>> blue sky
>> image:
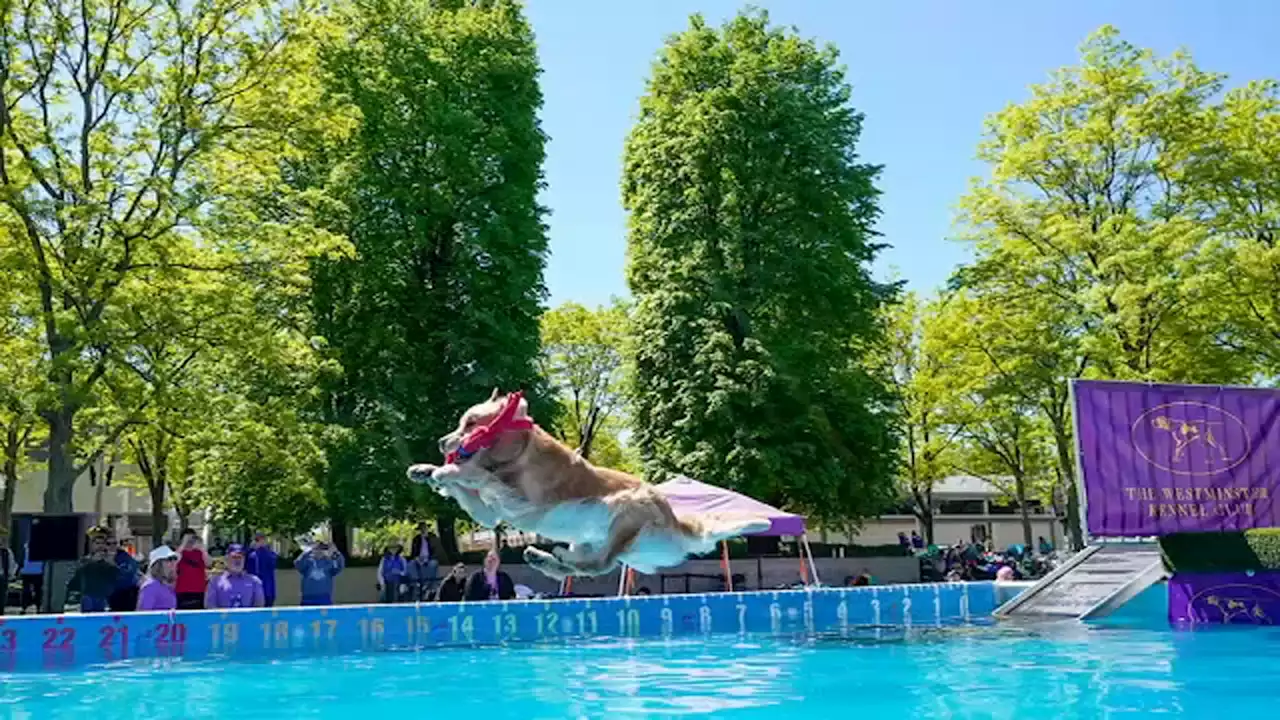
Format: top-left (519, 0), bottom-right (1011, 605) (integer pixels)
top-left (526, 0), bottom-right (1280, 309)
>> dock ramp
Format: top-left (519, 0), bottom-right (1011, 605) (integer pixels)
top-left (993, 543), bottom-right (1168, 620)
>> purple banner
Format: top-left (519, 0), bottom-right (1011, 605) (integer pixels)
top-left (1074, 380), bottom-right (1280, 536)
top-left (1169, 572), bottom-right (1280, 624)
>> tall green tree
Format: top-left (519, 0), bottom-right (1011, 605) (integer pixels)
top-left (1181, 80), bottom-right (1280, 372)
top-left (310, 0), bottom-right (552, 556)
top-left (876, 292), bottom-right (970, 544)
top-left (623, 10), bottom-right (898, 526)
top-left (958, 25), bottom-right (1244, 384)
top-left (929, 291), bottom-right (1059, 549)
top-left (949, 25), bottom-right (1275, 548)
top-left (0, 279), bottom-right (43, 530)
top-left (0, 0), bottom-right (337, 512)
top-left (539, 299), bottom-right (629, 462)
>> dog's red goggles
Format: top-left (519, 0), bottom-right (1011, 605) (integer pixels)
top-left (445, 390), bottom-right (535, 465)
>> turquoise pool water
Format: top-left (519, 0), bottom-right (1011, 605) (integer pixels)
top-left (2, 621), bottom-right (1276, 719)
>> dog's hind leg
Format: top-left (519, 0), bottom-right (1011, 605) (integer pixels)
top-left (524, 520), bottom-right (642, 581)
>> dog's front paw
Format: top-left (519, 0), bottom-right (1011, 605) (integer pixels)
top-left (407, 464), bottom-right (439, 485)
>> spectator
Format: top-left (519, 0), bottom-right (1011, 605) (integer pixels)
top-left (175, 529), bottom-right (211, 610)
top-left (464, 549), bottom-right (515, 602)
top-left (205, 544), bottom-right (265, 609)
top-left (19, 541), bottom-right (43, 614)
top-left (845, 568), bottom-right (873, 587)
top-left (996, 564), bottom-right (1016, 582)
top-left (409, 524), bottom-right (439, 582)
top-left (107, 537), bottom-right (140, 612)
top-left (0, 527), bottom-right (12, 615)
top-left (137, 546), bottom-right (180, 611)
top-left (910, 531), bottom-right (925, 550)
top-left (408, 523), bottom-right (439, 599)
top-left (435, 562), bottom-right (468, 602)
top-left (377, 543), bottom-right (407, 603)
top-left (1038, 536), bottom-right (1054, 556)
top-left (68, 529), bottom-right (117, 613)
top-left (295, 540), bottom-right (344, 606)
top-left (897, 532), bottom-right (911, 550)
top-left (245, 531), bottom-right (278, 607)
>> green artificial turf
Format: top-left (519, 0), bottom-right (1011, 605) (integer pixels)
top-left (1159, 528), bottom-right (1280, 572)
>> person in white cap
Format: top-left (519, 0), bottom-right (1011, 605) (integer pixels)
top-left (137, 546), bottom-right (180, 611)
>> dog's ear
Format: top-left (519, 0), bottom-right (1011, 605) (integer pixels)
top-left (514, 395), bottom-right (529, 419)
top-left (488, 387), bottom-right (500, 402)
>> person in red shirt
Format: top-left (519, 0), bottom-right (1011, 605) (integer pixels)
top-left (174, 528), bottom-right (210, 610)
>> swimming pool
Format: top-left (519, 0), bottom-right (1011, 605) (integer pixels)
top-left (5, 621), bottom-right (1279, 718)
top-left (2, 584), bottom-right (1275, 718)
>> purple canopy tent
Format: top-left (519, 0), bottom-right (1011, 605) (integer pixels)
top-left (614, 476), bottom-right (817, 594)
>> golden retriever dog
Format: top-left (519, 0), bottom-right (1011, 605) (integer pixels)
top-left (407, 390), bottom-right (770, 580)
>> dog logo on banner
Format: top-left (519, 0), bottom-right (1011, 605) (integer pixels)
top-left (1187, 584), bottom-right (1280, 625)
top-left (1131, 402), bottom-right (1252, 477)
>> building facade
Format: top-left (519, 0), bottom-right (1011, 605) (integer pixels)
top-left (823, 475), bottom-right (1065, 550)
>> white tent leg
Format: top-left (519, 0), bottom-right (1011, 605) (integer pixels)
top-left (801, 534), bottom-right (820, 586)
top-left (617, 564), bottom-right (628, 596)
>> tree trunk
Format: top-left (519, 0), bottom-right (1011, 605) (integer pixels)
top-left (43, 410), bottom-right (76, 513)
top-left (148, 482), bottom-right (168, 546)
top-left (1, 459), bottom-right (17, 533)
top-left (920, 508), bottom-right (935, 546)
top-left (436, 514), bottom-right (459, 562)
top-left (911, 485), bottom-right (935, 545)
top-left (1015, 471), bottom-right (1034, 550)
top-left (1052, 425), bottom-right (1085, 550)
top-left (330, 517), bottom-right (350, 558)
top-left (579, 405), bottom-right (600, 460)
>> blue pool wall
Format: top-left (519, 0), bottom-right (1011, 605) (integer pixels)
top-left (0, 582), bottom-right (998, 672)
top-left (1093, 581), bottom-right (1171, 629)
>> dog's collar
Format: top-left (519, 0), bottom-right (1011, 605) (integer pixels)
top-left (445, 390), bottom-right (536, 465)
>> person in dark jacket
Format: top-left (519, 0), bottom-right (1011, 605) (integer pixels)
top-left (68, 529), bottom-right (118, 613)
top-left (245, 532), bottom-right (279, 607)
top-left (435, 562), bottom-right (468, 602)
top-left (464, 549), bottom-right (515, 602)
top-left (106, 537), bottom-right (140, 612)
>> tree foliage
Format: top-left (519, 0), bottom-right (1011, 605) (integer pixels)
top-left (938, 26), bottom-right (1280, 549)
top-left (874, 292), bottom-right (969, 544)
top-left (0, 0), bottom-right (341, 512)
top-left (539, 299), bottom-right (629, 461)
top-left (305, 0), bottom-right (553, 553)
top-left (623, 10), bottom-right (899, 526)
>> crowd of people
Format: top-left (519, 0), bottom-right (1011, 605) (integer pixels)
top-left (1, 522), bottom-right (525, 614)
top-left (2, 521), bottom-right (1061, 616)
top-left (898, 531), bottom-right (1058, 583)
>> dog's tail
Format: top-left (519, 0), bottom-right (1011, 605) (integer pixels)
top-left (679, 513), bottom-right (772, 553)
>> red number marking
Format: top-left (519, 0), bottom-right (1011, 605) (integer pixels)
top-left (0, 629), bottom-right (15, 652)
top-left (98, 624), bottom-right (129, 659)
top-left (156, 623), bottom-right (187, 646)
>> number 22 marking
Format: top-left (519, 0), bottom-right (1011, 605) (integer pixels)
top-left (42, 628), bottom-right (74, 650)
